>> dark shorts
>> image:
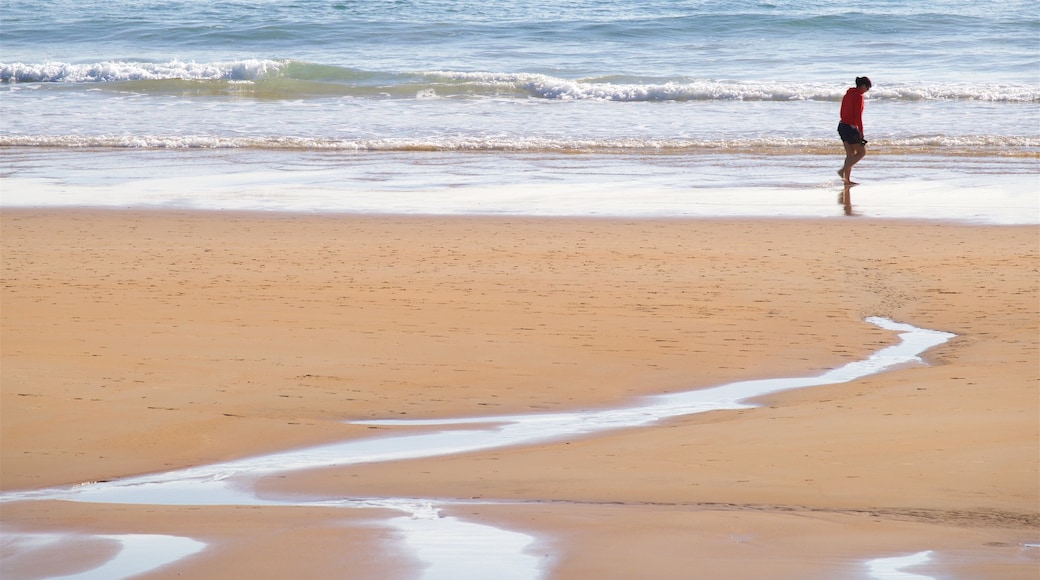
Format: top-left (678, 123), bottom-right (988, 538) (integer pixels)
top-left (837, 122), bottom-right (864, 144)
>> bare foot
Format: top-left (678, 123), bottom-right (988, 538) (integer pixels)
top-left (844, 180), bottom-right (859, 186)
top-left (837, 168), bottom-right (844, 178)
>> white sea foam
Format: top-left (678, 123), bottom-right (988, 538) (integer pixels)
top-left (2, 133), bottom-right (1037, 154)
top-left (3, 62), bottom-right (1037, 103)
top-left (427, 72), bottom-right (1040, 102)
top-left (0, 59), bottom-right (284, 83)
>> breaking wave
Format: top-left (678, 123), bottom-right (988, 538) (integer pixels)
top-left (3, 60), bottom-right (1038, 103)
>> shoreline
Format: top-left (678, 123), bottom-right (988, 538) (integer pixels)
top-left (2, 209), bottom-right (1036, 577)
top-left (2, 148), bottom-right (1037, 225)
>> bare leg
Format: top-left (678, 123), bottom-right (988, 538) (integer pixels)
top-left (839, 141), bottom-right (866, 185)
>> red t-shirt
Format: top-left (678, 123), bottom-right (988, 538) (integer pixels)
top-left (840, 88), bottom-right (864, 136)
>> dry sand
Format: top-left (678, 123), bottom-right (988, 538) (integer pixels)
top-left (1, 210), bottom-right (1037, 578)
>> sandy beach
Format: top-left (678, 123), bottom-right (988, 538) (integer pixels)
top-left (1, 210), bottom-right (1037, 578)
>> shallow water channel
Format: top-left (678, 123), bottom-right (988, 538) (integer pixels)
top-left (2, 317), bottom-right (955, 579)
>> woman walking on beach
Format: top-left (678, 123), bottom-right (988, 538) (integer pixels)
top-left (837, 76), bottom-right (872, 185)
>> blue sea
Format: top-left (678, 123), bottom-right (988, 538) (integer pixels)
top-left (2, 0), bottom-right (1038, 221)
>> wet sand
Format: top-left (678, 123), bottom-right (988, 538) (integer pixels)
top-left (1, 210), bottom-right (1037, 577)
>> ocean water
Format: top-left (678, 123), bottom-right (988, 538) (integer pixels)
top-left (1, 0), bottom-right (1038, 221)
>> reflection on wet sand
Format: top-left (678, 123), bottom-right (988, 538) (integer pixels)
top-left (840, 183), bottom-right (857, 216)
top-left (1, 533), bottom-right (206, 580)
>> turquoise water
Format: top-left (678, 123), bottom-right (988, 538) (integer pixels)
top-left (1, 0), bottom-right (1038, 218)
